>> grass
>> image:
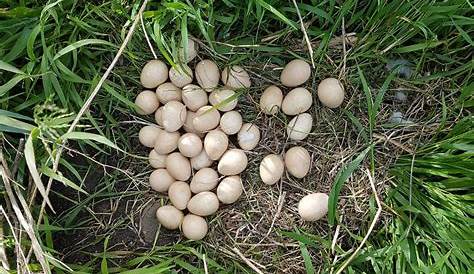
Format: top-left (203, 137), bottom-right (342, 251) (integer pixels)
top-left (0, 0), bottom-right (473, 273)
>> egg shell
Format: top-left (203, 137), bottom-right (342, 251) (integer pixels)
top-left (156, 205), bottom-right (183, 230)
top-left (219, 111), bottom-right (243, 135)
top-left (237, 123), bottom-right (260, 150)
top-left (209, 89), bottom-right (237, 111)
top-left (218, 149), bottom-right (248, 175)
top-left (166, 152), bottom-right (191, 181)
top-left (282, 87), bottom-right (312, 115)
top-left (154, 130), bottom-right (180, 154)
top-left (156, 82), bottom-right (182, 104)
top-left (280, 59), bottom-right (311, 87)
top-left (217, 176), bottom-right (243, 204)
top-left (181, 214), bottom-right (208, 240)
top-left (161, 101), bottom-right (186, 132)
top-left (260, 85), bottom-right (283, 115)
top-left (154, 107), bottom-right (164, 126)
top-left (221, 66), bottom-right (251, 89)
top-left (148, 150), bottom-right (167, 168)
top-left (195, 60), bottom-right (219, 92)
top-left (317, 78), bottom-right (345, 108)
top-left (140, 60), bottom-right (168, 89)
top-left (285, 146), bottom-right (310, 178)
top-left (287, 113), bottom-right (312, 141)
top-left (168, 181), bottom-right (191, 210)
top-left (190, 150), bottom-right (214, 170)
top-left (259, 154), bottom-right (284, 185)
top-left (135, 90), bottom-right (159, 115)
top-left (187, 191), bottom-right (219, 216)
top-left (204, 129), bottom-right (228, 160)
top-left (178, 38), bottom-right (197, 63)
top-left (183, 111), bottom-right (204, 136)
top-left (139, 125), bottom-right (161, 148)
top-left (190, 168), bottom-right (219, 193)
top-left (149, 169), bottom-right (174, 192)
top-left (169, 65), bottom-right (193, 88)
top-left (298, 193), bottom-right (329, 221)
top-left (182, 84), bottom-right (208, 111)
top-left (193, 106), bottom-right (221, 133)
top-left (178, 133), bottom-right (203, 158)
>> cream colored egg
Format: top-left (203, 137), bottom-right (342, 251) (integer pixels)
top-left (135, 90), bottom-right (159, 115)
top-left (182, 84), bottom-right (208, 111)
top-left (156, 82), bottom-right (181, 104)
top-left (178, 133), bottom-right (202, 158)
top-left (219, 111), bottom-right (243, 135)
top-left (285, 146), bottom-right (310, 178)
top-left (154, 107), bottom-right (163, 126)
top-left (190, 168), bottom-right (219, 193)
top-left (140, 60), bottom-right (168, 89)
top-left (166, 152), bottom-right (191, 181)
top-left (287, 113), bottom-right (312, 141)
top-left (209, 89), bottom-right (237, 111)
top-left (139, 125), bottom-right (161, 148)
top-left (282, 87), bottom-right (312, 115)
top-left (178, 38), bottom-right (198, 63)
top-left (156, 205), bottom-right (183, 230)
top-left (181, 214), bottom-right (207, 240)
top-left (204, 129), bottom-right (228, 160)
top-left (260, 85), bottom-right (283, 115)
top-left (298, 193), bottom-right (329, 221)
top-left (193, 106), bottom-right (221, 133)
top-left (190, 150), bottom-right (214, 170)
top-left (148, 149), bottom-right (166, 168)
top-left (217, 149), bottom-right (248, 175)
top-left (154, 130), bottom-right (180, 154)
top-left (317, 78), bottom-right (345, 108)
top-left (280, 59), bottom-right (311, 87)
top-left (183, 111), bottom-right (204, 136)
top-left (217, 176), bottom-right (243, 204)
top-left (149, 169), bottom-right (174, 192)
top-left (237, 123), bottom-right (260, 150)
top-left (187, 191), bottom-right (219, 216)
top-left (168, 181), bottom-right (191, 210)
top-left (195, 60), bottom-right (219, 92)
top-left (169, 65), bottom-right (193, 87)
top-left (221, 66), bottom-right (251, 89)
top-left (259, 154), bottom-right (284, 185)
top-left (161, 101), bottom-right (186, 132)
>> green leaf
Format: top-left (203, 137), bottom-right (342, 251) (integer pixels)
top-left (297, 230), bottom-right (315, 274)
top-left (0, 60), bottom-right (26, 74)
top-left (0, 115), bottom-right (34, 132)
top-left (53, 39), bottom-right (115, 61)
top-left (61, 131), bottom-right (121, 151)
top-left (254, 0), bottom-right (298, 29)
top-left (393, 40), bottom-right (444, 53)
top-left (0, 74), bottom-right (31, 96)
top-left (40, 166), bottom-right (87, 194)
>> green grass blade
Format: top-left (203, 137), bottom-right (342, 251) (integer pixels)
top-left (53, 39), bottom-right (115, 61)
top-left (61, 131), bottom-right (121, 151)
top-left (0, 60), bottom-right (26, 74)
top-left (0, 115), bottom-right (35, 132)
top-left (254, 0), bottom-right (297, 29)
top-left (40, 166), bottom-right (87, 194)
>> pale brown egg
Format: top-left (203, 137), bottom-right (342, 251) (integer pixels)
top-left (216, 176), bottom-right (243, 204)
top-left (135, 90), bottom-right (159, 115)
top-left (156, 82), bottom-right (181, 104)
top-left (182, 84), bottom-right (208, 111)
top-left (187, 191), bottom-right (219, 216)
top-left (169, 65), bottom-right (193, 87)
top-left (149, 169), bottom-right (174, 192)
top-left (195, 60), bottom-right (219, 92)
top-left (221, 66), bottom-right (251, 89)
top-left (259, 154), bottom-right (284, 185)
top-left (204, 129), bottom-right (228, 160)
top-left (183, 111), bottom-right (204, 136)
top-left (193, 106), bottom-right (220, 133)
top-left (217, 149), bottom-right (248, 175)
top-left (280, 59), bottom-right (311, 87)
top-left (237, 123), bottom-right (260, 150)
top-left (154, 130), bottom-right (180, 154)
top-left (190, 168), bottom-right (219, 193)
top-left (154, 107), bottom-right (164, 126)
top-left (139, 125), bottom-right (161, 148)
top-left (178, 133), bottom-right (203, 158)
top-left (281, 87), bottom-right (312, 115)
top-left (140, 60), bottom-right (168, 89)
top-left (156, 205), bottom-right (183, 230)
top-left (178, 38), bottom-right (197, 63)
top-left (260, 85), bottom-right (283, 115)
top-left (287, 113), bottom-right (312, 141)
top-left (284, 146), bottom-right (310, 178)
top-left (209, 89), bottom-right (237, 111)
top-left (148, 149), bottom-right (166, 169)
top-left (298, 193), bottom-right (329, 221)
top-left (168, 181), bottom-right (191, 210)
top-left (219, 111), bottom-right (243, 135)
top-left (161, 101), bottom-right (187, 132)
top-left (317, 78), bottom-right (345, 108)
top-left (190, 150), bottom-right (214, 170)
top-left (166, 152), bottom-right (191, 181)
top-left (181, 214), bottom-right (208, 240)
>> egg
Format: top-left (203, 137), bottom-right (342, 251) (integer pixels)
top-left (285, 146), bottom-right (310, 178)
top-left (281, 87), bottom-right (312, 115)
top-left (154, 107), bottom-right (163, 126)
top-left (287, 113), bottom-right (312, 140)
top-left (195, 60), bottom-right (219, 92)
top-left (204, 129), bottom-right (228, 160)
top-left (156, 82), bottom-right (182, 104)
top-left (169, 65), bottom-right (193, 87)
top-left (221, 66), bottom-right (251, 89)
top-left (218, 149), bottom-right (248, 175)
top-left (237, 123), bottom-right (260, 150)
top-left (259, 154), bottom-right (284, 185)
top-left (140, 60), bottom-right (168, 88)
top-left (209, 89), bottom-right (237, 111)
top-left (155, 205), bottom-right (183, 230)
top-left (181, 214), bottom-right (208, 240)
top-left (220, 111), bottom-right (243, 135)
top-left (193, 106), bottom-right (221, 133)
top-left (178, 133), bottom-right (203, 157)
top-left (187, 191), bottom-right (219, 216)
top-left (217, 176), bottom-right (243, 204)
top-left (260, 85), bottom-right (283, 115)
top-left (154, 130), bottom-right (180, 154)
top-left (298, 193), bottom-right (329, 221)
top-left (135, 90), bottom-right (159, 115)
top-left (178, 38), bottom-right (198, 63)
top-left (183, 111), bottom-right (204, 136)
top-left (182, 84), bottom-right (208, 111)
top-left (149, 169), bottom-right (174, 192)
top-left (161, 101), bottom-right (186, 132)
top-left (168, 181), bottom-right (191, 210)
top-left (190, 168), bottom-right (219, 193)
top-left (166, 152), bottom-right (191, 181)
top-left (190, 150), bottom-right (214, 170)
top-left (139, 125), bottom-right (161, 148)
top-left (148, 149), bottom-right (166, 168)
top-left (280, 59), bottom-right (311, 87)
top-left (317, 78), bottom-right (345, 108)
